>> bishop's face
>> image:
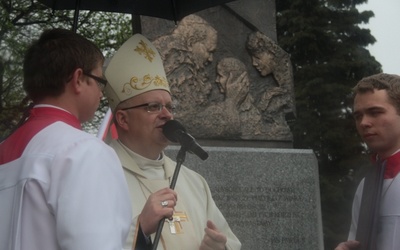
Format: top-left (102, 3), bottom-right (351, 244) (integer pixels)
top-left (117, 90), bottom-right (173, 159)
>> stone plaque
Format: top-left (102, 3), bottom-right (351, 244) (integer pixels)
top-left (165, 146), bottom-right (324, 250)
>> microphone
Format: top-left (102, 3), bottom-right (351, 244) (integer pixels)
top-left (162, 120), bottom-right (209, 160)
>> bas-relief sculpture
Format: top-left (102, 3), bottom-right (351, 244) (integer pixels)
top-left (246, 31), bottom-right (296, 139)
top-left (153, 15), bottom-right (216, 111)
top-left (152, 14), bottom-right (295, 142)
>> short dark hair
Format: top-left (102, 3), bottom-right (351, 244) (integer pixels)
top-left (353, 73), bottom-right (400, 113)
top-left (23, 28), bottom-right (104, 102)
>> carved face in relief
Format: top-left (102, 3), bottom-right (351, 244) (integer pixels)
top-left (246, 31), bottom-right (278, 77)
top-left (190, 30), bottom-right (217, 70)
top-left (251, 51), bottom-right (274, 76)
top-left (216, 63), bottom-right (228, 94)
top-left (171, 15), bottom-right (218, 71)
top-left (216, 57), bottom-right (249, 103)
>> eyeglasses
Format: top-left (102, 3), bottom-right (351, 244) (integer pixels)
top-left (84, 72), bottom-right (108, 91)
top-left (121, 102), bottom-right (176, 114)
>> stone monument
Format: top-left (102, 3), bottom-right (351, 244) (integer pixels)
top-left (141, 0), bottom-right (324, 249)
top-left (165, 146), bottom-right (324, 250)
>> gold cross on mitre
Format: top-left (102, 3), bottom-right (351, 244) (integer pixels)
top-left (165, 211), bottom-right (188, 234)
top-left (134, 40), bottom-right (156, 62)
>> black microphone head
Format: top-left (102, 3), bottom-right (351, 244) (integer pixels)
top-left (162, 120), bottom-right (186, 143)
top-left (163, 120), bottom-right (209, 160)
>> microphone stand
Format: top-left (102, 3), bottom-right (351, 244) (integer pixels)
top-left (151, 147), bottom-right (187, 250)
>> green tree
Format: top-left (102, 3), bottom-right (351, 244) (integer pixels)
top-left (276, 0), bottom-right (381, 248)
top-left (0, 0), bottom-right (133, 139)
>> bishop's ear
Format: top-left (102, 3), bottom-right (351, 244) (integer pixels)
top-left (114, 110), bottom-right (130, 131)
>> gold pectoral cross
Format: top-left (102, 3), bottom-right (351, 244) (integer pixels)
top-left (165, 211), bottom-right (188, 234)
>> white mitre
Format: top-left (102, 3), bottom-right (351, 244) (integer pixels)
top-left (104, 33), bottom-right (170, 111)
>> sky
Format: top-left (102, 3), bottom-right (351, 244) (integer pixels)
top-left (357, 0), bottom-right (400, 75)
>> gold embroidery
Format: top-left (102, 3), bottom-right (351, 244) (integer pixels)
top-left (134, 40), bottom-right (156, 62)
top-left (121, 74), bottom-right (169, 95)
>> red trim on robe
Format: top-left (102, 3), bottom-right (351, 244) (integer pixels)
top-left (0, 107), bottom-right (81, 164)
top-left (371, 151), bottom-right (400, 179)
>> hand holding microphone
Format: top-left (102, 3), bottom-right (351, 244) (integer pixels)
top-left (152, 120), bottom-right (208, 250)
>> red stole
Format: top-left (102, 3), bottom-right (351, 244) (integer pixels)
top-left (0, 107), bottom-right (81, 164)
top-left (372, 151), bottom-right (400, 179)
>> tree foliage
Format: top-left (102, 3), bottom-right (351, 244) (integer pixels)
top-left (276, 0), bottom-right (381, 248)
top-left (0, 0), bottom-right (133, 139)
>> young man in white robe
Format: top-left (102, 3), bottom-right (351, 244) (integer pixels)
top-left (0, 28), bottom-right (132, 250)
top-left (335, 73), bottom-right (400, 250)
